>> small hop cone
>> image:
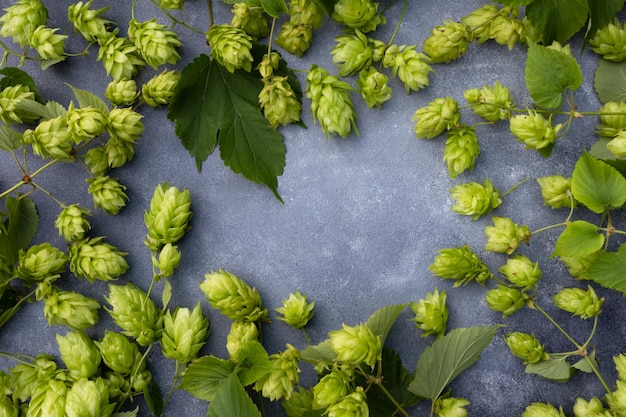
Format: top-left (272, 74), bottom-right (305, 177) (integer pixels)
top-left (276, 291), bottom-right (315, 329)
top-left (104, 79), bottom-right (139, 106)
top-left (106, 107), bottom-right (144, 143)
top-left (151, 243), bottom-right (181, 278)
top-left (29, 25), bottom-right (66, 61)
top-left (161, 303), bottom-right (210, 364)
top-left (97, 33), bottom-right (146, 81)
top-left (64, 378), bottom-right (116, 417)
top-left (10, 354), bottom-right (57, 402)
top-left (83, 146), bottom-right (109, 176)
top-left (200, 269), bottom-right (268, 322)
top-left (44, 288), bottom-right (100, 329)
top-left (616, 355), bottom-right (626, 382)
top-left (207, 24), bottom-right (253, 73)
top-left (16, 242), bottom-right (67, 282)
top-left (131, 370), bottom-right (152, 393)
top-left (258, 76), bottom-right (302, 127)
top-left (560, 251), bottom-right (601, 278)
top-left (66, 102), bottom-right (108, 144)
top-left (449, 178), bottom-right (502, 220)
top-left (434, 397), bottom-right (470, 417)
top-left (56, 330), bottom-right (102, 379)
top-left (422, 20), bottom-right (472, 63)
top-left (461, 4), bottom-right (500, 44)
top-left (0, 84), bottom-right (36, 125)
top-left (95, 330), bottom-right (143, 375)
top-left (0, 0), bottom-right (48, 47)
top-left (312, 365), bottom-right (353, 409)
top-left (410, 288), bottom-right (448, 337)
top-left (329, 323), bottom-right (381, 368)
top-left (553, 286), bottom-right (604, 319)
top-left (383, 45), bottom-right (433, 93)
top-left (105, 283), bottom-right (163, 346)
top-left (257, 51), bottom-right (280, 79)
top-left (275, 22), bottom-right (313, 57)
top-left (608, 380), bottom-right (626, 415)
top-left (331, 30), bottom-right (373, 77)
top-left (522, 403), bottom-right (566, 417)
top-left (67, 0), bottom-right (112, 43)
top-left (290, 0), bottom-right (324, 28)
top-left (28, 378), bottom-right (67, 417)
top-left (490, 10), bottom-right (527, 49)
top-left (484, 216), bottom-right (531, 254)
top-left (142, 69), bottom-right (180, 107)
top-left (22, 115), bottom-right (73, 160)
top-left (504, 332), bottom-right (548, 364)
top-left (226, 321), bottom-right (259, 361)
top-left (537, 175), bottom-right (575, 209)
top-left (305, 65), bottom-right (358, 138)
top-left (589, 19), bottom-right (626, 62)
top-left (597, 101), bottom-right (626, 137)
top-left (128, 18), bottom-right (181, 69)
top-left (68, 236), bottom-right (129, 283)
top-left (86, 176), bottom-right (127, 215)
top-left (463, 81), bottom-right (515, 122)
top-left (332, 0), bottom-right (385, 33)
top-left (283, 388), bottom-right (316, 417)
top-left (510, 111), bottom-right (562, 150)
top-left (499, 255), bottom-right (542, 291)
top-left (159, 0), bottom-right (184, 10)
top-left (144, 182), bottom-right (192, 251)
top-left (254, 344), bottom-right (301, 401)
top-left (485, 285), bottom-right (526, 317)
top-left (412, 97), bottom-right (460, 139)
top-left (429, 245), bottom-right (493, 286)
top-left (357, 66), bottom-right (392, 109)
top-left (444, 124), bottom-right (479, 178)
top-left (102, 372), bottom-right (128, 400)
top-left (326, 386), bottom-right (369, 417)
top-left (607, 130), bottom-right (626, 157)
top-left (55, 204), bottom-right (91, 242)
top-left (104, 135), bottom-right (135, 169)
top-left (230, 3), bottom-right (270, 38)
top-left (573, 397), bottom-right (607, 417)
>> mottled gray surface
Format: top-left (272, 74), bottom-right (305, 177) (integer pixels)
top-left (0, 0), bottom-right (623, 416)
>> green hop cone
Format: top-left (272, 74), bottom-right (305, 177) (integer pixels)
top-left (429, 245), bottom-right (493, 286)
top-left (461, 4), bottom-right (500, 44)
top-left (29, 25), bottom-right (66, 61)
top-left (510, 111), bottom-right (562, 150)
top-left (230, 3), bottom-right (270, 38)
top-left (553, 286), bottom-right (604, 319)
top-left (607, 130), bottom-right (626, 158)
top-left (423, 20), bottom-right (472, 64)
top-left (329, 322), bottom-right (381, 368)
top-left (410, 288), bottom-right (448, 337)
top-left (326, 386), bottom-right (369, 417)
top-left (106, 282), bottom-right (163, 346)
top-left (161, 303), bottom-right (209, 364)
top-left (537, 175), bottom-right (575, 209)
top-left (207, 24), bottom-right (253, 73)
top-left (589, 19), bottom-right (626, 62)
top-left (226, 321), bottom-right (259, 361)
top-left (332, 0), bottom-right (385, 33)
top-left (522, 402), bottom-right (566, 417)
top-left (86, 176), bottom-right (127, 215)
top-left (159, 0), bottom-right (183, 10)
top-left (0, 395), bottom-right (18, 417)
top-left (383, 45), bottom-right (433, 93)
top-left (560, 251), bottom-right (601, 279)
top-left (64, 377), bottom-right (115, 417)
top-left (130, 369), bottom-right (152, 393)
top-left (200, 269), bottom-right (268, 322)
top-left (504, 332), bottom-right (548, 364)
top-left (444, 124), bottom-right (480, 178)
top-left (152, 243), bottom-right (181, 278)
top-left (331, 30), bottom-right (373, 77)
top-left (128, 18), bottom-right (181, 69)
top-left (312, 365), bottom-right (353, 409)
top-left (485, 285), bottom-right (526, 317)
top-left (104, 136), bottom-right (134, 169)
top-left (104, 79), bottom-right (138, 106)
top-left (16, 242), bottom-right (67, 282)
top-left (275, 22), bottom-right (313, 58)
top-left (499, 255), bottom-right (541, 291)
top-left (55, 204), bottom-right (91, 242)
top-left (97, 33), bottom-right (145, 81)
top-left (490, 9), bottom-right (527, 50)
top-left (290, 0), bottom-right (324, 28)
top-left (0, 0), bottom-right (48, 47)
top-left (22, 115), bottom-right (73, 160)
top-left (66, 102), bottom-right (108, 144)
top-left (276, 291), bottom-right (315, 329)
top-left (144, 182), bottom-right (192, 251)
top-left (305, 64), bottom-right (358, 138)
top-left (106, 106), bottom-right (143, 143)
top-left (450, 178), bottom-right (502, 220)
top-left (69, 236), bottom-right (128, 283)
top-left (573, 397), bottom-right (608, 417)
top-left (10, 354), bottom-right (57, 402)
top-left (44, 288), bottom-right (100, 329)
top-left (0, 83), bottom-right (36, 125)
top-left (142, 69), bottom-right (180, 107)
top-left (254, 344), bottom-right (301, 401)
top-left (412, 97), bottom-right (460, 139)
top-left (258, 75), bottom-right (302, 127)
top-left (608, 380), bottom-right (626, 415)
top-left (28, 378), bottom-right (67, 417)
top-left (484, 216), bottom-right (531, 254)
top-left (56, 330), bottom-right (102, 379)
top-left (257, 51), bottom-right (280, 79)
top-left (434, 397), bottom-right (470, 417)
top-left (616, 354), bottom-right (626, 382)
top-left (95, 330), bottom-right (143, 375)
top-left (357, 66), bottom-right (392, 109)
top-left (463, 81), bottom-right (515, 122)
top-left (83, 146), bottom-right (109, 176)
top-left (102, 371), bottom-right (128, 400)
top-left (283, 388), bottom-right (316, 417)
top-left (67, 0), bottom-right (112, 43)
top-left (597, 101), bottom-right (626, 137)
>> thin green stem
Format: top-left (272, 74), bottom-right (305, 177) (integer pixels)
top-left (208, 0), bottom-right (214, 28)
top-left (532, 302), bottom-right (581, 348)
top-left (530, 222), bottom-right (567, 236)
top-left (301, 327), bottom-right (311, 345)
top-left (501, 177), bottom-right (530, 197)
top-left (148, 0), bottom-right (206, 34)
top-left (163, 361), bottom-right (180, 409)
top-left (30, 181), bottom-right (66, 208)
top-left (582, 315), bottom-right (599, 349)
top-left (267, 18), bottom-right (276, 56)
top-left (376, 382), bottom-right (411, 417)
top-left (387, 0), bottom-right (408, 46)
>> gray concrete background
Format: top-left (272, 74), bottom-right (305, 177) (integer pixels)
top-left (0, 0), bottom-right (624, 416)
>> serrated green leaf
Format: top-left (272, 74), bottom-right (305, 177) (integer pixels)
top-left (572, 350), bottom-right (597, 373)
top-left (594, 59), bottom-right (626, 104)
top-left (408, 325), bottom-right (499, 401)
top-left (571, 152), bottom-right (626, 213)
top-left (168, 54), bottom-right (286, 201)
top-left (364, 304), bottom-right (407, 347)
top-left (112, 407), bottom-right (139, 417)
top-left (0, 67), bottom-right (42, 102)
top-left (40, 58), bottom-right (64, 71)
top-left (525, 354), bottom-right (573, 382)
top-left (525, 43), bottom-right (583, 109)
top-left (0, 196), bottom-right (39, 266)
top-left (526, 0), bottom-right (589, 44)
top-left (66, 83), bottom-right (109, 113)
top-left (581, 244), bottom-right (626, 293)
top-left (235, 340), bottom-right (272, 387)
top-left (585, 0), bottom-right (625, 48)
top-left (261, 0), bottom-right (287, 17)
top-left (0, 124), bottom-right (22, 151)
top-left (16, 99), bottom-right (66, 121)
top-left (179, 356), bottom-right (235, 401)
top-left (552, 220), bottom-right (604, 258)
top-left (590, 138), bottom-right (626, 175)
top-left (206, 373), bottom-right (261, 417)
top-left (301, 339), bottom-right (337, 364)
top-left (143, 383), bottom-right (164, 417)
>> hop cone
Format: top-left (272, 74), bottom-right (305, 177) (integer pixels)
top-left (331, 30), bottom-right (373, 77)
top-left (161, 303), bottom-right (210, 364)
top-left (207, 24), bottom-right (253, 73)
top-left (68, 236), bottom-right (128, 283)
top-left (383, 45), bottom-right (433, 93)
top-left (144, 182), bottom-right (192, 251)
top-left (44, 288), bottom-right (100, 329)
top-left (0, 0), bottom-right (48, 47)
top-left (159, 0), bottom-right (184, 10)
top-left (522, 403), bottom-right (565, 417)
top-left (357, 66), bottom-right (392, 109)
top-left (67, 0), bottom-right (112, 43)
top-left (200, 269), bottom-right (268, 322)
top-left (312, 365), bottom-right (353, 409)
top-left (66, 102), bottom-right (108, 144)
top-left (597, 101), bottom-right (626, 137)
top-left (56, 330), bottom-right (101, 379)
top-left (55, 204), bottom-right (91, 242)
top-left (484, 216), bottom-right (531, 254)
top-left (86, 176), bottom-right (127, 215)
top-left (410, 288), bottom-right (448, 337)
top-left (10, 354), bottom-right (57, 402)
top-left (226, 321), bottom-right (259, 361)
top-left (422, 20), bottom-right (472, 63)
top-left (490, 9), bottom-right (527, 49)
top-left (142, 69), bottom-right (180, 107)
top-left (499, 255), bottom-right (541, 291)
top-left (128, 18), bottom-right (181, 69)
top-left (412, 97), bottom-right (460, 139)
top-left (95, 330), bottom-right (143, 375)
top-left (290, 0), bottom-right (324, 28)
top-left (258, 76), bottom-right (302, 127)
top-left (553, 286), bottom-right (603, 319)
top-left (485, 286), bottom-right (526, 317)
top-left (463, 81), bottom-right (515, 122)
top-left (505, 332), bottom-right (548, 364)
top-left (461, 4), bottom-right (500, 44)
top-left (230, 3), bottom-right (270, 38)
top-left (151, 243), bottom-right (181, 278)
top-left (510, 111), bottom-right (562, 150)
top-left (28, 378), bottom-right (67, 417)
top-left (22, 115), bottom-right (73, 160)
top-left (275, 291), bottom-right (315, 329)
top-left (29, 25), bottom-right (66, 61)
top-left (16, 242), bottom-right (67, 282)
top-left (332, 0), bottom-right (385, 33)
top-left (275, 22), bottom-right (313, 57)
top-left (254, 344), bottom-right (301, 401)
top-left (106, 106), bottom-right (143, 143)
top-left (326, 387), bottom-right (369, 417)
top-left (83, 146), bottom-right (109, 176)
top-left (435, 397), bottom-right (470, 417)
top-left (64, 378), bottom-right (115, 417)
top-left (590, 19), bottom-right (626, 62)
top-left (444, 124), bottom-right (479, 178)
top-left (104, 79), bottom-right (138, 107)
top-left (429, 245), bottom-right (493, 286)
top-left (0, 84), bottom-right (36, 125)
top-left (97, 33), bottom-right (146, 81)
top-left (329, 323), bottom-right (381, 367)
top-left (607, 131), bottom-right (626, 157)
top-left (449, 178), bottom-right (502, 220)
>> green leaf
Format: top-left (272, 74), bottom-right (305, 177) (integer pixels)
top-left (112, 408), bottom-right (139, 417)
top-left (206, 373), bottom-right (262, 417)
top-left (525, 354), bottom-right (573, 382)
top-left (526, 0), bottom-right (589, 44)
top-left (260, 0), bottom-right (287, 17)
top-left (365, 304), bottom-right (407, 346)
top-left (0, 196), bottom-right (39, 265)
top-left (301, 339), bottom-right (337, 364)
top-left (585, 0), bottom-right (625, 47)
top-left (179, 356), bottom-right (235, 401)
top-left (594, 59), bottom-right (626, 104)
top-left (571, 152), bottom-right (626, 213)
top-left (235, 341), bottom-right (272, 387)
top-left (313, 0), bottom-right (337, 15)
top-left (408, 325), bottom-right (499, 400)
top-left (66, 83), bottom-right (109, 113)
top-left (161, 280), bottom-right (172, 310)
top-left (581, 244), bottom-right (626, 293)
top-left (590, 138), bottom-right (626, 176)
top-left (168, 54), bottom-right (286, 201)
top-left (552, 220), bottom-right (604, 258)
top-left (0, 67), bottom-right (42, 102)
top-left (525, 43), bottom-right (583, 109)
top-left (0, 124), bottom-right (22, 151)
top-left (572, 350), bottom-right (597, 373)
top-left (16, 99), bottom-right (66, 121)
top-left (143, 383), bottom-right (164, 417)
